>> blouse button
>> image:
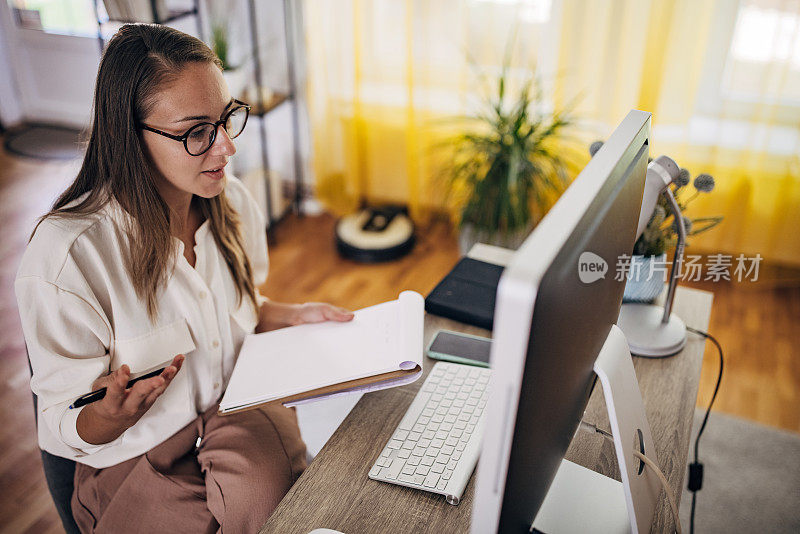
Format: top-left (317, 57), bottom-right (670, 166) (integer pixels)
top-left (212, 339), bottom-right (220, 349)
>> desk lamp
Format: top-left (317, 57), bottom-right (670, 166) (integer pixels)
top-left (594, 142), bottom-right (688, 357)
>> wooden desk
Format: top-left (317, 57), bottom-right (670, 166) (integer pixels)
top-left (261, 287), bottom-right (713, 533)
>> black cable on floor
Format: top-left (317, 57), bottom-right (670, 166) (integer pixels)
top-left (685, 326), bottom-right (724, 534)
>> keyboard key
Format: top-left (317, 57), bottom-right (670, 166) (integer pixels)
top-left (442, 445), bottom-right (455, 456)
top-left (419, 439), bottom-right (431, 448)
top-left (378, 457), bottom-right (392, 468)
top-left (407, 456), bottom-right (421, 466)
top-left (422, 430), bottom-right (435, 439)
top-left (414, 474), bottom-right (426, 485)
top-left (437, 479), bottom-right (448, 491)
top-left (421, 456), bottom-right (435, 466)
top-left (447, 459), bottom-right (458, 471)
top-left (397, 449), bottom-right (411, 459)
top-left (401, 441), bottom-right (414, 450)
top-left (413, 424), bottom-right (426, 433)
top-left (394, 430), bottom-right (409, 441)
top-left (445, 437), bottom-right (458, 447)
top-left (398, 393), bottom-right (430, 430)
top-left (408, 431), bottom-right (422, 442)
top-left (435, 430), bottom-right (448, 440)
top-left (431, 439), bottom-right (444, 448)
top-left (386, 458), bottom-right (406, 477)
top-left (443, 469), bottom-right (453, 480)
top-left (424, 473), bottom-right (440, 488)
top-left (432, 462), bottom-right (446, 474)
top-left (416, 465), bottom-right (430, 476)
top-left (398, 474), bottom-right (415, 484)
top-left (452, 451), bottom-right (462, 461)
top-left (412, 446), bottom-right (426, 457)
top-left (387, 440), bottom-right (402, 449)
top-left (370, 466), bottom-right (382, 477)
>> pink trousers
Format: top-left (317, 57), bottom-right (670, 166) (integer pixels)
top-left (71, 403), bottom-right (307, 533)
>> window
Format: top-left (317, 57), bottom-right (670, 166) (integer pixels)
top-left (723, 0), bottom-right (800, 105)
top-left (8, 0), bottom-right (101, 37)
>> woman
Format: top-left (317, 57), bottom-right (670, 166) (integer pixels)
top-left (15, 24), bottom-right (352, 533)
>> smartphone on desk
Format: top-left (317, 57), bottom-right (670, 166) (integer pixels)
top-left (426, 329), bottom-right (492, 368)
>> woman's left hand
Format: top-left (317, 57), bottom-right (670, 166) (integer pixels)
top-left (289, 302), bottom-right (354, 326)
top-left (255, 299), bottom-right (355, 333)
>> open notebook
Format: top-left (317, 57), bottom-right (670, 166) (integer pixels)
top-left (219, 291), bottom-right (425, 415)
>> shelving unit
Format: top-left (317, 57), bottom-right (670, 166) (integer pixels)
top-left (246, 0), bottom-right (304, 228)
top-left (90, 0), bottom-right (204, 54)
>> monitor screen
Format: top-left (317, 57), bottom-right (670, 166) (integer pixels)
top-left (471, 110), bottom-right (651, 533)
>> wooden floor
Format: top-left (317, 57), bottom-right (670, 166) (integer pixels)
top-left (1, 146), bottom-right (798, 532)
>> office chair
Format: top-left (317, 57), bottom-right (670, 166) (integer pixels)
top-left (26, 347), bottom-right (81, 534)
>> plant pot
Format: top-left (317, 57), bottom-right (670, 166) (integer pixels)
top-left (458, 223), bottom-right (531, 255)
top-left (622, 253), bottom-right (667, 303)
top-left (222, 66), bottom-right (250, 101)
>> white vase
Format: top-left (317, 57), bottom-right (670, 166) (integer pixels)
top-left (458, 224), bottom-right (531, 255)
top-left (622, 253), bottom-right (667, 303)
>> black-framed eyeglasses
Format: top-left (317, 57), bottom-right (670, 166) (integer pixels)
top-left (138, 99), bottom-right (251, 156)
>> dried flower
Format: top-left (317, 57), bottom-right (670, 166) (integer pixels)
top-left (694, 174), bottom-right (715, 192)
top-left (675, 168), bottom-right (691, 187)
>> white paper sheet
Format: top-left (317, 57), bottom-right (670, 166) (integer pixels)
top-left (219, 291), bottom-right (424, 413)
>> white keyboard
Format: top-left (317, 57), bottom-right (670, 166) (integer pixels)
top-left (368, 362), bottom-right (491, 505)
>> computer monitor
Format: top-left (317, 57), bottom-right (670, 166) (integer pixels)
top-left (471, 110), bottom-right (651, 532)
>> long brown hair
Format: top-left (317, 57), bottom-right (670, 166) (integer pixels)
top-left (36, 24), bottom-right (257, 320)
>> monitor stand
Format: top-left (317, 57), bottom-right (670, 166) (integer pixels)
top-left (531, 325), bottom-right (663, 534)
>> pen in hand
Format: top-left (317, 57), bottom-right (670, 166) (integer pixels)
top-left (69, 367), bottom-right (167, 410)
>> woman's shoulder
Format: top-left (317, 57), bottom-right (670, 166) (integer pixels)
top-left (17, 209), bottom-right (114, 284)
top-left (224, 174), bottom-right (252, 208)
top-left (224, 174), bottom-right (264, 225)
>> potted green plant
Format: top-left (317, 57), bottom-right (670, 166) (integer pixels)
top-left (624, 168), bottom-right (723, 302)
top-left (440, 63), bottom-right (574, 253)
top-left (208, 4), bottom-right (248, 99)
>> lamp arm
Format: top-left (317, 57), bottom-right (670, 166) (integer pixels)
top-left (661, 187), bottom-right (686, 323)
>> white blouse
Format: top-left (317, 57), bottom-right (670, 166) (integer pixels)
top-left (15, 176), bottom-right (268, 468)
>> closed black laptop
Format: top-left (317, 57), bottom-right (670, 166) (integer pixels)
top-left (424, 257), bottom-right (505, 330)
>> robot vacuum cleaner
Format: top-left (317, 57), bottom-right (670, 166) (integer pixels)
top-left (335, 206), bottom-right (415, 262)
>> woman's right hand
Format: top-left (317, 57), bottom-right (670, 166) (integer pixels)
top-left (76, 354), bottom-right (184, 445)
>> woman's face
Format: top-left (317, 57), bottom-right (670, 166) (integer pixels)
top-left (141, 61), bottom-right (236, 202)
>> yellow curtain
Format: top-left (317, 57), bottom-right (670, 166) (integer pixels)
top-left (302, 0), bottom-right (800, 264)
